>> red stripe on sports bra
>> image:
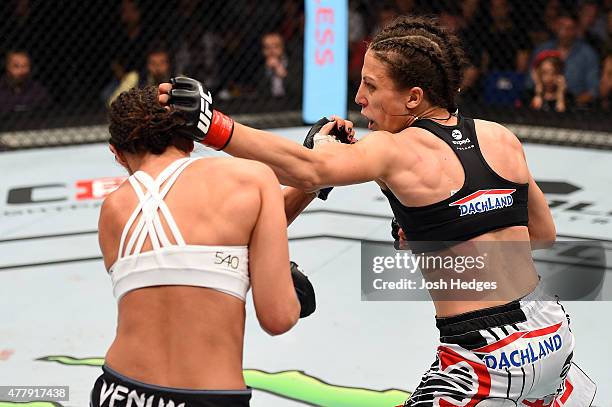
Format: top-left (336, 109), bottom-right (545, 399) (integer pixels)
top-left (449, 190), bottom-right (489, 205)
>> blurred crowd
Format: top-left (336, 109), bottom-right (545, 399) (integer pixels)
top-left (1, 0), bottom-right (612, 118)
top-left (0, 0), bottom-right (305, 116)
top-left (348, 0), bottom-right (612, 113)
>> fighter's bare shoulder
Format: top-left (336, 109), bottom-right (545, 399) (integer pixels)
top-left (354, 129), bottom-right (403, 161)
top-left (99, 177), bottom-right (132, 215)
top-left (189, 156), bottom-right (279, 187)
top-left (474, 118), bottom-right (523, 152)
top-left (357, 129), bottom-right (400, 150)
top-left (360, 129), bottom-right (396, 141)
top-left (98, 181), bottom-right (130, 238)
top-left (394, 125), bottom-right (435, 141)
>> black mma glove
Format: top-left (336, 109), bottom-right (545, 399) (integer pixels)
top-left (391, 217), bottom-right (401, 241)
top-left (303, 117), bottom-right (355, 200)
top-left (391, 217), bottom-right (410, 250)
top-left (290, 261), bottom-right (316, 318)
top-left (167, 76), bottom-right (234, 150)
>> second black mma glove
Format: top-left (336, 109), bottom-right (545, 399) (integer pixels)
top-left (391, 217), bottom-right (410, 250)
top-left (391, 217), bottom-right (401, 241)
top-left (303, 117), bottom-right (354, 200)
top-left (290, 261), bottom-right (316, 318)
top-left (167, 76), bottom-right (234, 150)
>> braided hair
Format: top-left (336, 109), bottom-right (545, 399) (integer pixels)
top-left (368, 15), bottom-right (467, 111)
top-left (109, 86), bottom-right (192, 154)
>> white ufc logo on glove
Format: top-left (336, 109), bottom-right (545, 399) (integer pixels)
top-left (197, 84), bottom-right (213, 134)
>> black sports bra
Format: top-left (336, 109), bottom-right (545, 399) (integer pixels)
top-left (382, 115), bottom-right (529, 252)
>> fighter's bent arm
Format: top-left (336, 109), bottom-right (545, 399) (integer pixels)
top-left (526, 173), bottom-right (556, 249)
top-left (283, 187), bottom-right (316, 226)
top-left (518, 144), bottom-right (556, 249)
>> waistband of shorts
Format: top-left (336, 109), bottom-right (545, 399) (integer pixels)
top-left (102, 365), bottom-right (252, 395)
top-left (435, 281), bottom-right (552, 337)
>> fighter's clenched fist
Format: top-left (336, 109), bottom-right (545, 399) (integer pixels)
top-left (160, 76), bottom-right (234, 150)
top-left (303, 116), bottom-right (356, 200)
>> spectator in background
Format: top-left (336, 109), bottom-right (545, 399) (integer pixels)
top-left (461, 0), bottom-right (481, 27)
top-left (101, 0), bottom-right (148, 103)
top-left (107, 47), bottom-right (172, 105)
top-left (278, 0), bottom-right (305, 84)
top-left (438, 8), bottom-right (483, 104)
top-left (175, 26), bottom-right (223, 91)
top-left (0, 50), bottom-right (49, 113)
top-left (481, 0), bottom-right (531, 73)
top-left (577, 0), bottom-right (608, 53)
top-left (349, 4), bottom-right (398, 92)
top-left (600, 50), bottom-right (612, 110)
top-left (172, 0), bottom-right (224, 93)
top-left (217, 0), bottom-right (264, 99)
top-left (526, 50), bottom-right (572, 112)
top-left (458, 0), bottom-right (484, 62)
top-left (602, 9), bottom-right (612, 55)
top-left (530, 0), bottom-right (561, 48)
top-left (257, 32), bottom-right (296, 99)
top-left (115, 0), bottom-right (147, 73)
top-left (528, 12), bottom-right (600, 107)
top-left (279, 1), bottom-right (305, 50)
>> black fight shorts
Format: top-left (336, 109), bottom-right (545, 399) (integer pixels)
top-left (90, 365), bottom-right (251, 407)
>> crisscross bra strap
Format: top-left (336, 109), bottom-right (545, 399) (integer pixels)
top-left (117, 157), bottom-right (203, 260)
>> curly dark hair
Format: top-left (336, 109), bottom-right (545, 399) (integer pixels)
top-left (368, 15), bottom-right (467, 111)
top-left (108, 86), bottom-right (193, 154)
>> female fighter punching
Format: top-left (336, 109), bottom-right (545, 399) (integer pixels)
top-left (159, 15), bottom-right (596, 406)
top-left (92, 85), bottom-right (315, 407)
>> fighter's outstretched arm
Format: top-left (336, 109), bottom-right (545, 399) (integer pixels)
top-left (226, 122), bottom-right (393, 191)
top-left (159, 79), bottom-right (396, 190)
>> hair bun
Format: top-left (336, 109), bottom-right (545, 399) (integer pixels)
top-left (109, 86), bottom-right (192, 155)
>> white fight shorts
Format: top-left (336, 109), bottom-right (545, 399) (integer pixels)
top-left (401, 284), bottom-right (596, 406)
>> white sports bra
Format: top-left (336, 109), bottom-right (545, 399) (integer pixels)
top-left (108, 157), bottom-right (250, 301)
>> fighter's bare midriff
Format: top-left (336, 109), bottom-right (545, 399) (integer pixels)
top-left (429, 225), bottom-right (538, 317)
top-left (105, 286), bottom-right (248, 389)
